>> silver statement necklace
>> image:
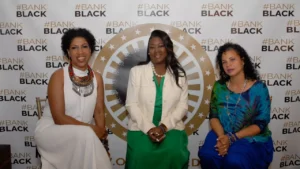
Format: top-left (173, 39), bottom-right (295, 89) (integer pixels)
top-left (226, 79), bottom-right (248, 131)
top-left (72, 82), bottom-right (94, 97)
top-left (151, 63), bottom-right (165, 78)
top-left (71, 67), bottom-right (94, 97)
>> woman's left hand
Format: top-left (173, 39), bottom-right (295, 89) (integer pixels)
top-left (217, 135), bottom-right (230, 145)
top-left (148, 127), bottom-right (165, 142)
top-left (215, 135), bottom-right (230, 157)
top-left (101, 129), bottom-right (108, 140)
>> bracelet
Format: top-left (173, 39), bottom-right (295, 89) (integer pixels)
top-left (233, 133), bottom-right (239, 141)
top-left (226, 132), bottom-right (239, 145)
top-left (226, 134), bottom-right (232, 145)
top-left (158, 125), bottom-right (166, 133)
top-left (227, 133), bottom-right (233, 145)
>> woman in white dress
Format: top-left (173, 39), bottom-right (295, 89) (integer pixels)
top-left (34, 28), bottom-right (112, 169)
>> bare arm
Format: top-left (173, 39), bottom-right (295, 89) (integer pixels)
top-left (235, 125), bottom-right (261, 139)
top-left (48, 69), bottom-right (89, 125)
top-left (48, 68), bottom-right (105, 138)
top-left (93, 72), bottom-right (106, 130)
top-left (210, 118), bottom-right (225, 137)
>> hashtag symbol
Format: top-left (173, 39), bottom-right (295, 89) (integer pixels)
top-left (202, 4), bottom-right (207, 9)
top-left (0, 89), bottom-right (3, 95)
top-left (170, 21), bottom-right (175, 26)
top-left (20, 72), bottom-right (24, 78)
top-left (25, 136), bottom-right (29, 141)
top-left (284, 122), bottom-right (289, 127)
top-left (44, 22), bottom-right (49, 28)
top-left (17, 4), bottom-right (21, 10)
top-left (231, 21), bottom-right (236, 27)
top-left (287, 20), bottom-right (293, 26)
top-left (18, 39), bottom-right (22, 44)
top-left (106, 21), bottom-right (111, 27)
top-left (285, 90), bottom-right (290, 96)
top-left (22, 104), bottom-right (26, 110)
top-left (201, 39), bottom-right (206, 45)
top-left (75, 4), bottom-right (80, 10)
top-left (262, 39), bottom-right (268, 45)
top-left (263, 4), bottom-right (269, 9)
top-left (287, 57), bottom-right (292, 63)
top-left (46, 56), bottom-right (51, 61)
top-left (27, 166), bottom-right (30, 169)
top-left (281, 155), bottom-right (286, 161)
top-left (138, 4), bottom-right (143, 9)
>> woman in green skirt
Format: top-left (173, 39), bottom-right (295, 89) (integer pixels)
top-left (125, 30), bottom-right (190, 169)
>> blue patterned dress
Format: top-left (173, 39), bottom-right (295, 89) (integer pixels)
top-left (198, 80), bottom-right (273, 169)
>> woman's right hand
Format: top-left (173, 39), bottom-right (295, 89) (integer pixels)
top-left (215, 135), bottom-right (230, 157)
top-left (147, 127), bottom-right (165, 142)
top-left (91, 125), bottom-right (107, 139)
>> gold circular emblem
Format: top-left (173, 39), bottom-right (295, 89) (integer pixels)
top-left (93, 23), bottom-right (215, 141)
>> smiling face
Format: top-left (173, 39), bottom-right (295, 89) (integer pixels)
top-left (221, 49), bottom-right (244, 78)
top-left (148, 37), bottom-right (167, 65)
top-left (68, 37), bottom-right (91, 70)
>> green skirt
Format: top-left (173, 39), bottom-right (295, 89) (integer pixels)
top-left (125, 129), bottom-right (190, 169)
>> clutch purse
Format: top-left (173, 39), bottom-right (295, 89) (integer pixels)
top-left (100, 138), bottom-right (109, 152)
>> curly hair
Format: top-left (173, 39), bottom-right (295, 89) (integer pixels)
top-left (139, 30), bottom-right (186, 88)
top-left (61, 28), bottom-right (96, 60)
top-left (216, 42), bottom-right (260, 83)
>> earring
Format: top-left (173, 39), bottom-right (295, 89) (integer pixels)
top-left (67, 52), bottom-right (71, 61)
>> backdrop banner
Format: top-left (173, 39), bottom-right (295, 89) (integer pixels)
top-left (0, 0), bottom-right (299, 168)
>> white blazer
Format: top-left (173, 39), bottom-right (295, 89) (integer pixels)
top-left (125, 63), bottom-right (188, 134)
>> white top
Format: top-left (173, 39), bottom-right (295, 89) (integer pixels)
top-left (42, 65), bottom-right (97, 124)
top-left (126, 63), bottom-right (188, 134)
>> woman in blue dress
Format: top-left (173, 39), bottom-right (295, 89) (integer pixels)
top-left (198, 42), bottom-right (273, 169)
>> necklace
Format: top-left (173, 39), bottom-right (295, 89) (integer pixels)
top-left (151, 63), bottom-right (165, 78)
top-left (226, 79), bottom-right (248, 131)
top-left (68, 62), bottom-right (94, 86)
top-left (68, 63), bottom-right (94, 97)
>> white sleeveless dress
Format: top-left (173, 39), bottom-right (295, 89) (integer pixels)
top-left (34, 65), bottom-right (112, 169)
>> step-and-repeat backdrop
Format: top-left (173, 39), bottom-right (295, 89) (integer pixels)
top-left (0, 0), bottom-right (299, 168)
